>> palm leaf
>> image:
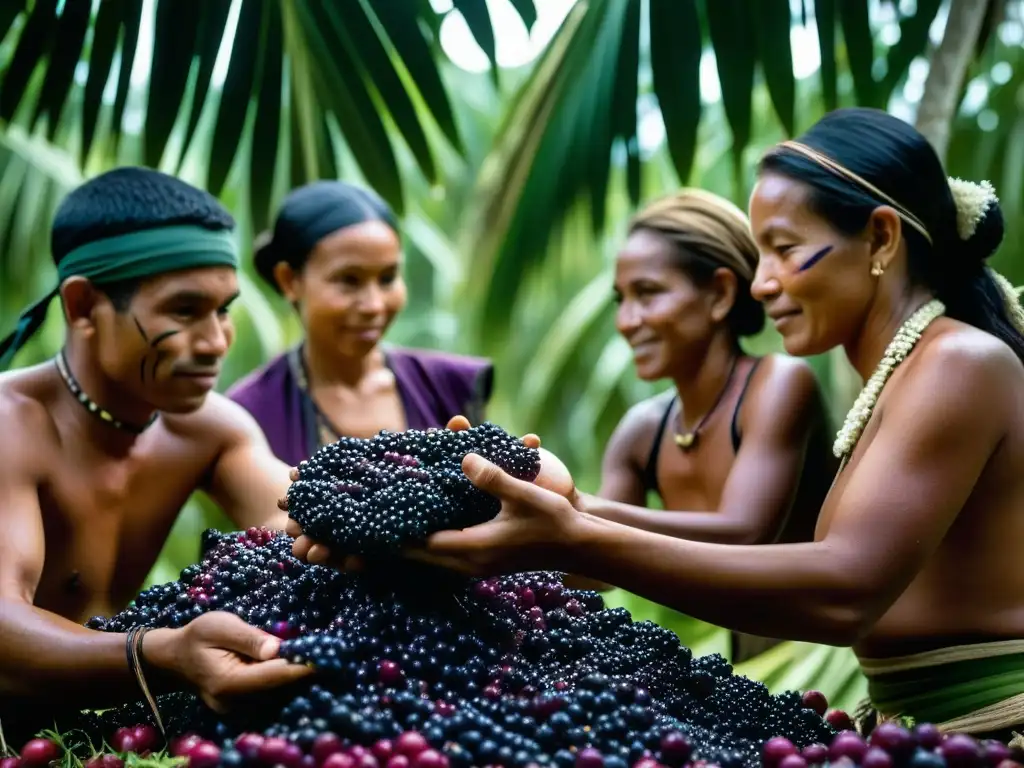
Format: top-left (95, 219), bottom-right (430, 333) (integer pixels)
top-left (0, 120), bottom-right (80, 326)
top-left (0, 0), bottom-right (515, 217)
top-left (460, 0), bottom-right (967, 342)
top-left (946, 38), bottom-right (1024, 283)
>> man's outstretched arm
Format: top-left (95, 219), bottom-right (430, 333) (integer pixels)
top-left (202, 395), bottom-right (293, 532)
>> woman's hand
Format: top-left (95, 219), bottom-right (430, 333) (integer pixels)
top-left (443, 415), bottom-right (580, 505)
top-left (407, 450), bottom-right (590, 576)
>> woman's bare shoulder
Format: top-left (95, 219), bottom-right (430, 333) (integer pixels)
top-left (752, 353), bottom-right (821, 392)
top-left (742, 353), bottom-right (824, 423)
top-left (605, 390), bottom-right (675, 459)
top-left (619, 390), bottom-right (675, 435)
top-left (905, 320), bottom-right (1024, 408)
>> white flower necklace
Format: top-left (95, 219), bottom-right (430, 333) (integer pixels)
top-left (833, 298), bottom-right (946, 459)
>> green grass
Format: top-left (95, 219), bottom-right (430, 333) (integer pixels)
top-left (1, 726), bottom-right (184, 768)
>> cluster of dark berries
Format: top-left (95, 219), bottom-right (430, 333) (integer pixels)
top-left (283, 423), bottom-right (541, 556)
top-left (88, 527), bottom-right (332, 635)
top-left (44, 526), bottom-right (1024, 768)
top-left (8, 715), bottom-right (1022, 768)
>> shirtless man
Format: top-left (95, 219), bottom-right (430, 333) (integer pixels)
top-left (0, 168), bottom-right (310, 738)
top-left (296, 109), bottom-right (1024, 740)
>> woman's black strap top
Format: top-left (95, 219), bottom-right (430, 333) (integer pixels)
top-left (642, 358), bottom-right (763, 496)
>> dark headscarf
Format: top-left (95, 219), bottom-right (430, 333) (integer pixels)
top-left (254, 181), bottom-right (399, 292)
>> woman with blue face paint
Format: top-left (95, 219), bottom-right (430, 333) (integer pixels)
top-left (340, 108), bottom-right (1024, 744)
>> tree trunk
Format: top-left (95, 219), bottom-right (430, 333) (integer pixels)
top-left (914, 0), bottom-right (992, 162)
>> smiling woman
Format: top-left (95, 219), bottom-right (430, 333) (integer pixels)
top-left (227, 181), bottom-right (494, 467)
top-left (585, 188), bottom-right (837, 662)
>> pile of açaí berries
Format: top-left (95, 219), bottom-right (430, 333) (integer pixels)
top-left (5, 425), bottom-right (1022, 768)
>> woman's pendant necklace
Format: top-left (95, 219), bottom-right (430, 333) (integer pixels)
top-left (674, 355), bottom-right (740, 451)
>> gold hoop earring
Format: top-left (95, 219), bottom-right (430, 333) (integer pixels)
top-left (871, 263), bottom-right (884, 277)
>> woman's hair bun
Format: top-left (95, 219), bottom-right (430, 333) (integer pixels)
top-left (730, 291), bottom-right (767, 337)
top-left (252, 229), bottom-right (280, 291)
top-left (961, 197), bottom-right (1004, 264)
top-left (948, 177), bottom-right (1004, 264)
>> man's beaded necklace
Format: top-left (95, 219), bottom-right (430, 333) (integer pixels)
top-left (55, 349), bottom-right (158, 435)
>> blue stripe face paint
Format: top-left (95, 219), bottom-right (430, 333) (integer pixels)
top-left (797, 244), bottom-right (834, 273)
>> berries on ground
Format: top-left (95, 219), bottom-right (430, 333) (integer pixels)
top-left (22, 427), bottom-right (1018, 768)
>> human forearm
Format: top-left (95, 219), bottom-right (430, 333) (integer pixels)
top-left (567, 515), bottom-right (866, 645)
top-left (0, 598), bottom-right (180, 707)
top-left (562, 573), bottom-right (615, 592)
top-left (581, 494), bottom-right (768, 545)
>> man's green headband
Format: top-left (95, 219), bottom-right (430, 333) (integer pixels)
top-left (0, 224), bottom-right (239, 371)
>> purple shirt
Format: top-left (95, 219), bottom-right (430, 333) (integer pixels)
top-left (227, 345), bottom-right (494, 467)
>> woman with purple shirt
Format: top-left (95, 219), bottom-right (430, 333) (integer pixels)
top-left (228, 181), bottom-right (493, 467)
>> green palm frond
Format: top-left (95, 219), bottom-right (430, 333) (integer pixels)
top-left (459, 0), bottom-right (952, 343)
top-left (0, 0), bottom-right (515, 231)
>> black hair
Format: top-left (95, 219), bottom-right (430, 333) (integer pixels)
top-left (758, 107), bottom-right (1023, 360)
top-left (51, 166), bottom-right (235, 311)
top-left (254, 181), bottom-right (399, 293)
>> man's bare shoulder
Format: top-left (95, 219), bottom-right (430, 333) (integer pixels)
top-left (163, 391), bottom-right (267, 445)
top-left (0, 366), bottom-right (60, 469)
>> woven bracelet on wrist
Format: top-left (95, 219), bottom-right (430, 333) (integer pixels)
top-left (125, 626), bottom-right (166, 740)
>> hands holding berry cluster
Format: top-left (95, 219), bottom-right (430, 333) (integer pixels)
top-left (147, 420), bottom-right (587, 716)
top-left (416, 415), bottom-right (588, 575)
top-left (284, 415), bottom-right (590, 577)
top-left (144, 611), bottom-right (313, 713)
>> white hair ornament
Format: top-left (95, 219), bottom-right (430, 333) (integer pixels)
top-left (945, 177), bottom-right (1024, 336)
top-left (948, 177), bottom-right (998, 240)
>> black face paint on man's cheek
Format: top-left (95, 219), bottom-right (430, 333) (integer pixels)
top-left (797, 245), bottom-right (834, 273)
top-left (133, 316), bottom-right (149, 382)
top-left (133, 316), bottom-right (149, 343)
top-left (133, 314), bottom-right (181, 384)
